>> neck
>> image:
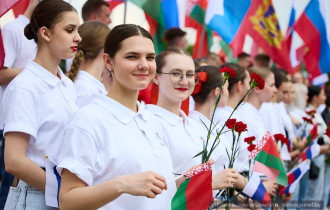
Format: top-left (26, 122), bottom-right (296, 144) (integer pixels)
top-left (108, 82), bottom-right (138, 112)
top-left (227, 93), bottom-right (242, 109)
top-left (34, 48), bottom-right (61, 77)
top-left (194, 99), bottom-right (215, 120)
top-left (80, 59), bottom-right (104, 81)
top-left (309, 102), bottom-right (318, 109)
top-left (246, 93), bottom-right (262, 109)
top-left (157, 95), bottom-right (181, 116)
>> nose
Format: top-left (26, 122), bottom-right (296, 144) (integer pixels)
top-left (75, 31), bottom-right (82, 43)
top-left (137, 59), bottom-right (149, 71)
top-left (179, 74), bottom-right (189, 85)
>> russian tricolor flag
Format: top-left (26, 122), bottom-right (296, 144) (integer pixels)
top-left (300, 142), bottom-right (320, 162)
top-left (294, 0), bottom-right (330, 79)
top-left (242, 173), bottom-right (271, 206)
top-left (279, 160), bottom-right (310, 195)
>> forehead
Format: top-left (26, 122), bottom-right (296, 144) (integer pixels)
top-left (100, 5), bottom-right (110, 14)
top-left (164, 53), bottom-right (194, 71)
top-left (55, 11), bottom-right (79, 27)
top-left (118, 36), bottom-right (155, 54)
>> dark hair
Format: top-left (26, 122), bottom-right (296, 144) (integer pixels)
top-left (82, 0), bottom-right (110, 22)
top-left (68, 21), bottom-right (110, 81)
top-left (192, 65), bottom-right (222, 104)
top-left (221, 63), bottom-right (246, 92)
top-left (104, 24), bottom-right (153, 58)
top-left (156, 48), bottom-right (193, 73)
top-left (271, 68), bottom-right (289, 89)
top-left (24, 0), bottom-right (76, 43)
top-left (164, 28), bottom-right (186, 46)
top-left (307, 85), bottom-right (322, 104)
top-left (254, 53), bottom-right (270, 67)
top-left (325, 87), bottom-right (330, 107)
top-left (237, 52), bottom-right (250, 60)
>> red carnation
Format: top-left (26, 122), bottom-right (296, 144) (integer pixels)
top-left (226, 118), bottom-right (237, 129)
top-left (234, 121), bottom-right (248, 133)
top-left (247, 144), bottom-right (256, 152)
top-left (220, 66), bottom-right (236, 78)
top-left (302, 117), bottom-right (313, 124)
top-left (325, 128), bottom-right (330, 138)
top-left (244, 136), bottom-right (256, 144)
top-left (306, 110), bottom-right (316, 117)
top-left (273, 133), bottom-right (285, 142)
top-left (281, 137), bottom-right (289, 145)
top-left (250, 72), bottom-right (265, 90)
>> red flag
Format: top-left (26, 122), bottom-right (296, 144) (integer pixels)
top-left (244, 0), bottom-right (293, 73)
top-left (0, 28), bottom-right (4, 69)
top-left (0, 0), bottom-right (20, 17)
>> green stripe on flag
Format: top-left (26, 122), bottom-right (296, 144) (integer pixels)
top-left (190, 5), bottom-right (205, 26)
top-left (171, 179), bottom-right (189, 210)
top-left (256, 150), bottom-right (288, 186)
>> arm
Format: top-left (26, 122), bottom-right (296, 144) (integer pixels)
top-left (59, 169), bottom-right (167, 210)
top-left (0, 67), bottom-right (23, 85)
top-left (4, 132), bottom-right (46, 191)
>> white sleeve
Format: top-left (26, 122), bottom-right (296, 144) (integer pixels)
top-left (3, 87), bottom-right (39, 138)
top-left (57, 126), bottom-right (101, 186)
top-left (2, 27), bottom-right (18, 68)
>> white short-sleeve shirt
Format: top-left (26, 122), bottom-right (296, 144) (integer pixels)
top-left (57, 97), bottom-right (175, 210)
top-left (0, 15), bottom-right (37, 128)
top-left (74, 71), bottom-right (107, 107)
top-left (189, 110), bottom-right (230, 171)
top-left (3, 60), bottom-right (78, 166)
top-left (146, 105), bottom-right (203, 174)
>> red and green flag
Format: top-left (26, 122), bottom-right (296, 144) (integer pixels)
top-left (253, 136), bottom-right (288, 186)
top-left (306, 124), bottom-right (318, 146)
top-left (130, 0), bottom-right (165, 54)
top-left (185, 0), bottom-right (213, 59)
top-left (171, 162), bottom-right (213, 210)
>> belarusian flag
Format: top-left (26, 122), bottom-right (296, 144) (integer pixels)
top-left (186, 0), bottom-right (213, 59)
top-left (171, 164), bottom-right (213, 210)
top-left (306, 124), bottom-right (318, 146)
top-left (253, 136), bottom-right (288, 186)
top-left (130, 0), bottom-right (166, 54)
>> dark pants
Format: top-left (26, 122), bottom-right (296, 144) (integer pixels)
top-left (0, 130), bottom-right (14, 209)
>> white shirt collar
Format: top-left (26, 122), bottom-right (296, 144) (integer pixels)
top-left (77, 71), bottom-right (106, 94)
top-left (94, 96), bottom-right (148, 125)
top-left (26, 60), bottom-right (69, 87)
top-left (146, 104), bottom-right (183, 126)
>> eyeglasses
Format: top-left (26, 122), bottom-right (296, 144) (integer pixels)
top-left (159, 70), bottom-right (199, 85)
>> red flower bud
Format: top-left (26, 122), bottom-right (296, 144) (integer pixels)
top-left (235, 121), bottom-right (248, 133)
top-left (220, 66), bottom-right (236, 78)
top-left (226, 118), bottom-right (237, 129)
top-left (244, 136), bottom-right (256, 144)
top-left (250, 72), bottom-right (265, 90)
top-left (247, 144), bottom-right (256, 152)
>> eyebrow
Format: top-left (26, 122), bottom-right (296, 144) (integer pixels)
top-left (66, 24), bottom-right (77, 28)
top-left (125, 52), bottom-right (156, 56)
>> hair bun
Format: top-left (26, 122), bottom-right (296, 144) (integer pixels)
top-left (24, 23), bottom-right (34, 40)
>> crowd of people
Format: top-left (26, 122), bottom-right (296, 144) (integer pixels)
top-left (0, 0), bottom-right (329, 209)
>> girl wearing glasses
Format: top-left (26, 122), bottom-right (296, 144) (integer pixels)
top-left (57, 24), bottom-right (175, 210)
top-left (146, 48), bottom-right (239, 190)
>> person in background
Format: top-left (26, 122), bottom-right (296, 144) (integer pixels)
top-left (58, 24), bottom-right (176, 210)
top-left (82, 0), bottom-right (111, 25)
top-left (205, 52), bottom-right (222, 66)
top-left (253, 53), bottom-right (271, 68)
top-left (67, 21), bottom-right (111, 107)
top-left (0, 0), bottom-right (39, 207)
top-left (164, 28), bottom-right (188, 50)
top-left (237, 52), bottom-right (251, 68)
top-left (3, 0), bottom-right (81, 208)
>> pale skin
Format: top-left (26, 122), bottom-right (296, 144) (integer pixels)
top-left (4, 11), bottom-right (81, 191)
top-left (59, 35), bottom-right (170, 210)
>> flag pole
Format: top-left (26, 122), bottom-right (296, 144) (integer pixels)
top-left (197, 25), bottom-right (206, 59)
top-left (123, 0), bottom-right (128, 24)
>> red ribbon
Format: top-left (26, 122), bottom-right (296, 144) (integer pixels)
top-left (192, 72), bottom-right (208, 95)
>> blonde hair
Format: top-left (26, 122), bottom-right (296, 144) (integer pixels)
top-left (68, 21), bottom-right (110, 81)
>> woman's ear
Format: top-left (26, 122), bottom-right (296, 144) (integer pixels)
top-left (237, 81), bottom-right (243, 92)
top-left (103, 53), bottom-right (113, 71)
top-left (153, 73), bottom-right (160, 85)
top-left (39, 26), bottom-right (51, 42)
top-left (213, 87), bottom-right (221, 98)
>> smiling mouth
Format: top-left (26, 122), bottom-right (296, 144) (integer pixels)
top-left (134, 74), bottom-right (149, 79)
top-left (176, 88), bottom-right (188, 91)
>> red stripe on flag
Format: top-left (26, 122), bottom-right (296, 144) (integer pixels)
top-left (294, 13), bottom-right (322, 78)
top-left (253, 161), bottom-right (280, 181)
top-left (186, 170), bottom-right (213, 210)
